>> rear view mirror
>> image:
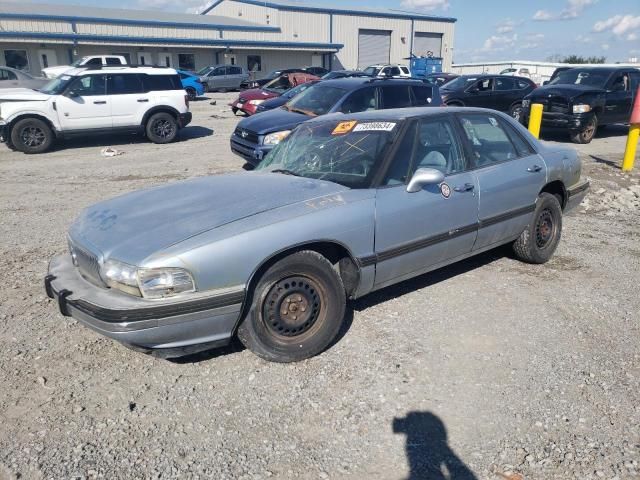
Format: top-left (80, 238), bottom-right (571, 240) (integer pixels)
top-left (406, 168), bottom-right (446, 193)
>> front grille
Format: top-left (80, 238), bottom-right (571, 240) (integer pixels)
top-left (538, 96), bottom-right (569, 114)
top-left (69, 239), bottom-right (104, 287)
top-left (233, 127), bottom-right (259, 144)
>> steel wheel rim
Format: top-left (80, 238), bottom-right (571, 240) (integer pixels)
top-left (262, 275), bottom-right (322, 339)
top-left (535, 208), bottom-right (555, 249)
top-left (152, 119), bottom-right (175, 139)
top-left (583, 118), bottom-right (596, 140)
top-left (21, 126), bottom-right (46, 147)
top-left (512, 106), bottom-right (523, 121)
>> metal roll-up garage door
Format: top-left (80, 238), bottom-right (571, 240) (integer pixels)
top-left (413, 32), bottom-right (443, 57)
top-left (358, 29), bottom-right (391, 69)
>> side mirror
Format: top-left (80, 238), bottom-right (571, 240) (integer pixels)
top-left (406, 168), bottom-right (446, 193)
top-left (65, 90), bottom-right (79, 98)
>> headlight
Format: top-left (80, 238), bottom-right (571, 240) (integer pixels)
top-left (101, 259), bottom-right (140, 296)
top-left (248, 99), bottom-right (265, 106)
top-left (263, 130), bottom-right (291, 145)
top-left (138, 268), bottom-right (195, 299)
top-left (522, 99), bottom-right (531, 108)
top-left (100, 260), bottom-right (196, 299)
top-left (573, 104), bottom-right (591, 113)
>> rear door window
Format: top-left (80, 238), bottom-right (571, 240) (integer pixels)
top-left (458, 114), bottom-right (519, 167)
top-left (517, 79), bottom-right (532, 89)
top-left (494, 77), bottom-right (516, 91)
top-left (142, 74), bottom-right (181, 91)
top-left (84, 58), bottom-right (102, 67)
top-left (105, 57), bottom-right (121, 66)
top-left (107, 74), bottom-right (144, 95)
top-left (381, 85), bottom-right (412, 109)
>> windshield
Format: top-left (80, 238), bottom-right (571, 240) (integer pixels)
top-left (256, 119), bottom-right (399, 188)
top-left (500, 68), bottom-right (516, 74)
top-left (284, 82), bottom-right (313, 98)
top-left (197, 66), bottom-right (214, 75)
top-left (39, 75), bottom-right (73, 95)
top-left (363, 67), bottom-right (381, 76)
top-left (549, 69), bottom-right (610, 87)
top-left (441, 76), bottom-right (476, 91)
top-left (284, 85), bottom-right (347, 116)
top-left (70, 57), bottom-right (87, 67)
top-left (263, 75), bottom-right (294, 93)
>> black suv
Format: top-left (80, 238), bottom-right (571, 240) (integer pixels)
top-left (522, 67), bottom-right (640, 143)
top-left (230, 77), bottom-right (442, 166)
top-left (439, 74), bottom-right (536, 121)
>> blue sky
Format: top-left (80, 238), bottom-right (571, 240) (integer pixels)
top-left (28, 0), bottom-right (640, 63)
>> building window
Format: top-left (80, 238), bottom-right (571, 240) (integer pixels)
top-left (4, 50), bottom-right (29, 71)
top-left (178, 53), bottom-right (195, 71)
top-left (247, 55), bottom-right (262, 73)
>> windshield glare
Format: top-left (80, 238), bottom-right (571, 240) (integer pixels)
top-left (549, 69), bottom-right (610, 87)
top-left (39, 75), bottom-right (73, 95)
top-left (257, 120), bottom-right (398, 188)
top-left (285, 85), bottom-right (347, 116)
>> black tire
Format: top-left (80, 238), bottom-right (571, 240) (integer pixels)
top-left (237, 251), bottom-right (346, 363)
top-left (570, 114), bottom-right (597, 144)
top-left (509, 103), bottom-right (524, 123)
top-left (512, 193), bottom-right (563, 264)
top-left (145, 112), bottom-right (178, 144)
top-left (232, 107), bottom-right (238, 115)
top-left (186, 87), bottom-right (197, 101)
top-left (10, 118), bottom-right (54, 154)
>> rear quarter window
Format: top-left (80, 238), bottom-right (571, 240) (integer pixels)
top-left (411, 85), bottom-right (435, 106)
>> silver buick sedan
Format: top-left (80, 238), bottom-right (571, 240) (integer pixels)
top-left (45, 108), bottom-right (589, 362)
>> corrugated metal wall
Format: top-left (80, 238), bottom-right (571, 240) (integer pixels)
top-left (75, 23), bottom-right (221, 40)
top-left (357, 30), bottom-right (391, 69)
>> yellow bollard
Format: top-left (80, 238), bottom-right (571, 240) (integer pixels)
top-left (528, 103), bottom-right (543, 139)
top-left (622, 124), bottom-right (639, 172)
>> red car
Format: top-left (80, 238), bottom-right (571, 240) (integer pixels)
top-left (230, 72), bottom-right (319, 116)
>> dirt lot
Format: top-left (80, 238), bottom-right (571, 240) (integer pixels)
top-left (0, 94), bottom-right (639, 480)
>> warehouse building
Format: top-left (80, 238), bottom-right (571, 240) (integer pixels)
top-left (0, 0), bottom-right (455, 78)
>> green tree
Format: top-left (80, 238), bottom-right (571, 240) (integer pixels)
top-left (561, 55), bottom-right (607, 64)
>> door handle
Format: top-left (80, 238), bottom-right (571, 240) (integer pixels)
top-left (137, 99), bottom-right (149, 103)
top-left (453, 183), bottom-right (475, 192)
top-left (527, 165), bottom-right (542, 172)
top-left (93, 101), bottom-right (107, 104)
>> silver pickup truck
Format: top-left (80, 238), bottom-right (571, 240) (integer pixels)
top-left (45, 107), bottom-right (589, 363)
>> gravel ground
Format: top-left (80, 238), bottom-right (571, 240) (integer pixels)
top-left (0, 94), bottom-right (639, 480)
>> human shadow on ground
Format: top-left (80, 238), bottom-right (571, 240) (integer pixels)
top-left (393, 411), bottom-right (478, 480)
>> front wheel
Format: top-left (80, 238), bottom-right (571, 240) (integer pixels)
top-left (145, 112), bottom-right (178, 144)
top-left (512, 193), bottom-right (563, 264)
top-left (237, 251), bottom-right (346, 363)
top-left (10, 118), bottom-right (54, 154)
top-left (570, 114), bottom-right (597, 144)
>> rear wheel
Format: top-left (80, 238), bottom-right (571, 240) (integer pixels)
top-left (145, 112), bottom-right (178, 144)
top-left (10, 117), bottom-right (54, 154)
top-left (512, 193), bottom-right (562, 264)
top-left (509, 103), bottom-right (524, 122)
top-left (570, 114), bottom-right (597, 144)
top-left (185, 87), bottom-right (197, 101)
top-left (237, 251), bottom-right (346, 363)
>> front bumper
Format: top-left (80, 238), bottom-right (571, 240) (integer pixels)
top-left (45, 254), bottom-right (244, 355)
top-left (566, 178), bottom-right (590, 212)
top-left (523, 110), bottom-right (594, 132)
top-left (229, 136), bottom-right (273, 166)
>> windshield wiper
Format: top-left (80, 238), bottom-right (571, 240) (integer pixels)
top-left (271, 169), bottom-right (301, 177)
top-left (289, 107), bottom-right (317, 117)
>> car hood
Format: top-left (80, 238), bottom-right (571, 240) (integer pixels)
top-left (0, 88), bottom-right (51, 101)
top-left (69, 172), bottom-right (349, 265)
top-left (240, 88), bottom-right (280, 101)
top-left (527, 84), bottom-right (605, 100)
top-left (237, 108), bottom-right (308, 134)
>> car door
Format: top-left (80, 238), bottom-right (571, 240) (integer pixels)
top-left (227, 66), bottom-right (244, 89)
top-left (456, 112), bottom-right (546, 250)
top-left (492, 77), bottom-right (517, 112)
top-left (605, 71), bottom-right (633, 123)
top-left (206, 67), bottom-right (225, 90)
top-left (464, 77), bottom-right (493, 108)
top-left (56, 74), bottom-right (111, 130)
top-left (107, 73), bottom-right (146, 127)
top-left (0, 68), bottom-right (20, 88)
top-left (373, 116), bottom-right (479, 288)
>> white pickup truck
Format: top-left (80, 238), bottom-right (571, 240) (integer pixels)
top-left (42, 55), bottom-right (128, 79)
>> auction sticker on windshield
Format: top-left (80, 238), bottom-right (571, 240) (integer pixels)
top-left (353, 122), bottom-right (396, 132)
top-left (332, 121), bottom-right (357, 135)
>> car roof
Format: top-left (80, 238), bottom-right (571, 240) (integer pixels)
top-left (316, 77), bottom-right (433, 89)
top-left (304, 106), bottom-right (498, 124)
top-left (64, 67), bottom-right (178, 76)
